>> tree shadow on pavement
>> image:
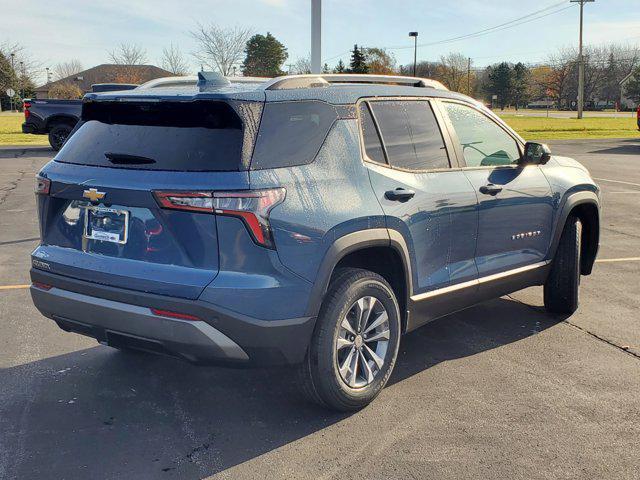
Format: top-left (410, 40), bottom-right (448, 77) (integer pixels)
top-left (0, 296), bottom-right (562, 479)
top-left (589, 138), bottom-right (640, 156)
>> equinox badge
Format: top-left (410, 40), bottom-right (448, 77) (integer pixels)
top-left (83, 188), bottom-right (106, 203)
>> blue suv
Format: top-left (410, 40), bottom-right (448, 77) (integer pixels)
top-left (30, 73), bottom-right (600, 411)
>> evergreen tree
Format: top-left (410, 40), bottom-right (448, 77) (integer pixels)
top-left (334, 59), bottom-right (346, 73)
top-left (487, 62), bottom-right (513, 109)
top-left (241, 32), bottom-right (288, 77)
top-left (322, 63), bottom-right (330, 74)
top-left (511, 62), bottom-right (530, 110)
top-left (349, 45), bottom-right (368, 74)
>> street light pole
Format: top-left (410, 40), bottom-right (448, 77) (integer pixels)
top-left (571, 0), bottom-right (594, 119)
top-left (311, 0), bottom-right (322, 74)
top-left (409, 32), bottom-right (418, 77)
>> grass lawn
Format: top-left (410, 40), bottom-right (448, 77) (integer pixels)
top-left (498, 114), bottom-right (639, 140)
top-left (1, 109), bottom-right (638, 146)
top-left (0, 113), bottom-right (49, 146)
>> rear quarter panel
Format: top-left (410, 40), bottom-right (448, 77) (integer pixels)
top-left (249, 119), bottom-right (386, 283)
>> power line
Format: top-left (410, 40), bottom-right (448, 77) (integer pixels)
top-left (388, 1), bottom-right (572, 50)
top-left (322, 0), bottom-right (575, 63)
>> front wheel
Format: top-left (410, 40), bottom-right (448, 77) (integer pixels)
top-left (299, 268), bottom-right (401, 411)
top-left (544, 216), bottom-right (582, 315)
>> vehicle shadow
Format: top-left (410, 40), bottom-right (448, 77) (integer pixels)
top-left (1, 295), bottom-right (561, 479)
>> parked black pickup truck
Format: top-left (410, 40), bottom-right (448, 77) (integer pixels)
top-left (22, 83), bottom-right (138, 150)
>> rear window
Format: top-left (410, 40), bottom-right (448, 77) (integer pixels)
top-left (56, 101), bottom-right (244, 171)
top-left (250, 101), bottom-right (338, 170)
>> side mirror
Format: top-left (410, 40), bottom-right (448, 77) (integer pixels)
top-left (521, 142), bottom-right (551, 165)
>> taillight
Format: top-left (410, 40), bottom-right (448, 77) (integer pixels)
top-left (154, 188), bottom-right (286, 249)
top-left (35, 175), bottom-right (50, 195)
top-left (24, 101), bottom-right (31, 120)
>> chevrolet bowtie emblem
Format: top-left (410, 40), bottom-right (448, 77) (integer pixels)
top-left (83, 188), bottom-right (106, 202)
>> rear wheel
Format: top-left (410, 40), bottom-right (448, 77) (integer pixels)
top-left (544, 216), bottom-right (582, 315)
top-left (299, 268), bottom-right (401, 411)
top-left (48, 123), bottom-right (73, 151)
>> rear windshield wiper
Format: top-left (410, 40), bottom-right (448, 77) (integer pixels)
top-left (105, 152), bottom-right (156, 165)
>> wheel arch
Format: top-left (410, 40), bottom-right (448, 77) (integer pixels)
top-left (45, 114), bottom-right (78, 131)
top-left (306, 228), bottom-right (413, 332)
top-left (549, 191), bottom-right (600, 275)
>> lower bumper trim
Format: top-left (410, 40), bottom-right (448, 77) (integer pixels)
top-left (32, 286), bottom-right (249, 364)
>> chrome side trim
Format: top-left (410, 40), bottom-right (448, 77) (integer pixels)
top-left (410, 260), bottom-right (551, 302)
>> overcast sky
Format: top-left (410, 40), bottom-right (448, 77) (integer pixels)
top-left (4, 0), bottom-right (639, 84)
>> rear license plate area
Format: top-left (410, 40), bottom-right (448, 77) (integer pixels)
top-left (83, 206), bottom-right (129, 244)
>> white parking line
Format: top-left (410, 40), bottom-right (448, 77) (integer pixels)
top-left (0, 284), bottom-right (30, 290)
top-left (596, 257), bottom-right (640, 263)
top-left (594, 178), bottom-right (640, 188)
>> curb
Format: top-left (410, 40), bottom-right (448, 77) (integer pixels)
top-left (0, 145), bottom-right (52, 156)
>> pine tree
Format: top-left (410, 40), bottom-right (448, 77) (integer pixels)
top-left (334, 59), bottom-right (346, 73)
top-left (487, 62), bottom-right (513, 110)
top-left (349, 45), bottom-right (368, 74)
top-left (511, 62), bottom-right (530, 110)
top-left (241, 32), bottom-right (288, 77)
top-left (322, 63), bottom-right (330, 74)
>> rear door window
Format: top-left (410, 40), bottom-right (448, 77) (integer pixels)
top-left (250, 101), bottom-right (338, 170)
top-left (57, 101), bottom-right (244, 171)
top-left (368, 100), bottom-right (450, 171)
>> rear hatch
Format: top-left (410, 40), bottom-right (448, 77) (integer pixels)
top-left (33, 97), bottom-right (261, 299)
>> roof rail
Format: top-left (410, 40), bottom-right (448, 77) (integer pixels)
top-left (262, 74), bottom-right (448, 91)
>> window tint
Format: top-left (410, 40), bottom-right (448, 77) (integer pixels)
top-left (369, 100), bottom-right (449, 171)
top-left (443, 102), bottom-right (520, 167)
top-left (251, 101), bottom-right (338, 169)
top-left (59, 101), bottom-right (244, 171)
top-left (358, 103), bottom-right (386, 164)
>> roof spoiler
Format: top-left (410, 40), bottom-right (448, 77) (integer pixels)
top-left (262, 74), bottom-right (448, 91)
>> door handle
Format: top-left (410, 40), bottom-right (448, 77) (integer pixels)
top-left (385, 188), bottom-right (416, 202)
top-left (479, 184), bottom-right (503, 196)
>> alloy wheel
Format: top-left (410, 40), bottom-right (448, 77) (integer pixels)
top-left (336, 295), bottom-right (390, 389)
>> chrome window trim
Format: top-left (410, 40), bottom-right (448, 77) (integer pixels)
top-left (410, 260), bottom-right (551, 302)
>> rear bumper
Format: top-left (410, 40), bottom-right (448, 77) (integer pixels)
top-left (30, 269), bottom-right (316, 366)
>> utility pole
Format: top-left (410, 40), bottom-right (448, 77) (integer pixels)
top-left (10, 53), bottom-right (15, 112)
top-left (20, 61), bottom-right (24, 100)
top-left (467, 57), bottom-right (471, 96)
top-left (409, 32), bottom-right (418, 77)
top-left (571, 0), bottom-right (594, 119)
top-left (311, 0), bottom-right (322, 74)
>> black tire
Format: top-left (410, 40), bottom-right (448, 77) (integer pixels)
top-left (298, 268), bottom-right (401, 411)
top-left (544, 216), bottom-right (582, 315)
top-left (48, 123), bottom-right (73, 151)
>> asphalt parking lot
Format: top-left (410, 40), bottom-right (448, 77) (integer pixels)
top-left (1, 138), bottom-right (639, 479)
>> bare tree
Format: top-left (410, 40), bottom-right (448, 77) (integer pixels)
top-left (0, 41), bottom-right (42, 85)
top-left (161, 44), bottom-right (189, 75)
top-left (53, 60), bottom-right (83, 80)
top-left (437, 52), bottom-right (469, 92)
top-left (293, 56), bottom-right (312, 74)
top-left (190, 24), bottom-right (253, 76)
top-left (109, 43), bottom-right (148, 65)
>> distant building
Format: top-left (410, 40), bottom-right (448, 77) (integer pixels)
top-left (620, 71), bottom-right (638, 110)
top-left (35, 64), bottom-right (175, 99)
